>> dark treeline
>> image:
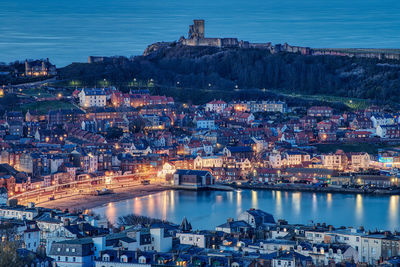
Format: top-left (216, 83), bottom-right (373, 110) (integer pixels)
top-left (117, 214), bottom-right (174, 227)
top-left (59, 44), bottom-right (400, 104)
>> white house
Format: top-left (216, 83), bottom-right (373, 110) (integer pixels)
top-left (196, 119), bottom-right (216, 130)
top-left (269, 151), bottom-right (282, 168)
top-left (0, 202), bottom-right (39, 221)
top-left (194, 155), bottom-right (223, 169)
top-left (158, 162), bottom-right (176, 178)
top-left (205, 100), bottom-right (227, 113)
top-left (176, 232), bottom-right (212, 248)
top-left (371, 114), bottom-right (395, 128)
top-left (79, 88), bottom-right (107, 108)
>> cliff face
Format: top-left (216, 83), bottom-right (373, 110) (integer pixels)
top-left (143, 42), bottom-right (174, 56)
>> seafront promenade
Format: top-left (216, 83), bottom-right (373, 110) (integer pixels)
top-left (39, 183), bottom-right (167, 210)
top-left (232, 182), bottom-right (400, 195)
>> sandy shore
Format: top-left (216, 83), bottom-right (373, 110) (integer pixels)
top-left (38, 184), bottom-right (168, 211)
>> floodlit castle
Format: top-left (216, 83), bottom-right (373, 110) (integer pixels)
top-left (179, 19), bottom-right (244, 48)
top-left (178, 19), bottom-right (311, 54)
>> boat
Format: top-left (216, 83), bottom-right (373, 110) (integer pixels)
top-left (92, 188), bottom-right (114, 196)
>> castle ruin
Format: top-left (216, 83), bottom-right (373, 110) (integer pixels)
top-left (178, 20), bottom-right (400, 60)
top-left (179, 20), bottom-right (311, 55)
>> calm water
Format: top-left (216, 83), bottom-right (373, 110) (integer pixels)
top-left (1, 0), bottom-right (400, 66)
top-left (92, 190), bottom-right (400, 231)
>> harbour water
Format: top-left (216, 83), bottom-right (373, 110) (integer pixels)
top-left (1, 0), bottom-right (400, 66)
top-left (92, 189), bottom-right (400, 231)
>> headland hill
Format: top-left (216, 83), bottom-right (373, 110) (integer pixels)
top-left (4, 19), bottom-right (400, 107)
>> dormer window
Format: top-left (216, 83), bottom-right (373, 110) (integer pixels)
top-left (102, 254), bottom-right (110, 262)
top-left (121, 255), bottom-right (128, 263)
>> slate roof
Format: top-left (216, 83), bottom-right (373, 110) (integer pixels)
top-left (175, 169), bottom-right (210, 176)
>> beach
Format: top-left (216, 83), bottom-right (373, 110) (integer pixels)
top-left (38, 183), bottom-right (167, 211)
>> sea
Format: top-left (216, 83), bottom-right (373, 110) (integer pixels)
top-left (1, 0), bottom-right (400, 67)
top-left (92, 189), bottom-right (400, 231)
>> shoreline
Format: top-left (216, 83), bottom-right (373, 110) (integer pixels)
top-left (38, 184), bottom-right (168, 211)
top-left (37, 183), bottom-right (399, 212)
top-left (233, 184), bottom-right (400, 195)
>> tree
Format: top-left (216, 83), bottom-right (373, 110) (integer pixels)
top-left (106, 126), bottom-right (123, 140)
top-left (129, 117), bottom-right (147, 133)
top-left (0, 241), bottom-right (26, 267)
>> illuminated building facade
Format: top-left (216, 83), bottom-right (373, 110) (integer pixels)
top-left (24, 59), bottom-right (56, 77)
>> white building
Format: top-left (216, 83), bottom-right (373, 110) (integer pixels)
top-left (176, 232), bottom-right (212, 248)
top-left (194, 155), bottom-right (223, 169)
top-left (0, 202), bottom-right (38, 220)
top-left (321, 152), bottom-right (348, 170)
top-left (79, 88), bottom-right (107, 108)
top-left (371, 114), bottom-right (395, 128)
top-left (196, 119), bottom-right (215, 130)
top-left (269, 151), bottom-right (282, 168)
top-left (205, 100), bottom-right (227, 113)
top-left (376, 125), bottom-right (400, 139)
top-left (348, 153), bottom-right (370, 171)
top-left (158, 162), bottom-right (176, 178)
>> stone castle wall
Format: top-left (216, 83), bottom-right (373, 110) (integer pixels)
top-left (173, 20), bottom-right (400, 61)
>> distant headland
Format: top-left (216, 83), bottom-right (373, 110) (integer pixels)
top-left (139, 19), bottom-right (400, 61)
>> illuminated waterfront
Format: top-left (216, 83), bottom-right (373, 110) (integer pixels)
top-left (92, 189), bottom-right (400, 231)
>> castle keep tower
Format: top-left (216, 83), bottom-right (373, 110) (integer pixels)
top-left (188, 19), bottom-right (205, 39)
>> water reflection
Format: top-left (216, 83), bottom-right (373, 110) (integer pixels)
top-left (389, 195), bottom-right (399, 230)
top-left (227, 191), bottom-right (233, 204)
top-left (92, 189), bottom-right (400, 231)
top-left (216, 195), bottom-right (223, 204)
top-left (312, 193), bottom-right (317, 214)
top-left (162, 191), bottom-right (168, 221)
top-left (326, 193), bottom-right (332, 209)
top-left (355, 194), bottom-right (363, 224)
top-left (251, 190), bottom-right (258, 208)
top-left (169, 190), bottom-right (175, 212)
top-left (275, 191), bottom-right (282, 218)
top-left (105, 202), bottom-right (115, 222)
top-left (133, 196), bottom-right (143, 215)
top-left (292, 192), bottom-right (301, 217)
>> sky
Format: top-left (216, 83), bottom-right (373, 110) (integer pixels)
top-left (1, 0), bottom-right (400, 66)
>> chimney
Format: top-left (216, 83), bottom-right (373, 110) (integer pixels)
top-left (63, 219), bottom-right (70, 226)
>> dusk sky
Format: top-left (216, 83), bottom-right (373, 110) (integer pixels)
top-left (1, 0), bottom-right (400, 66)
